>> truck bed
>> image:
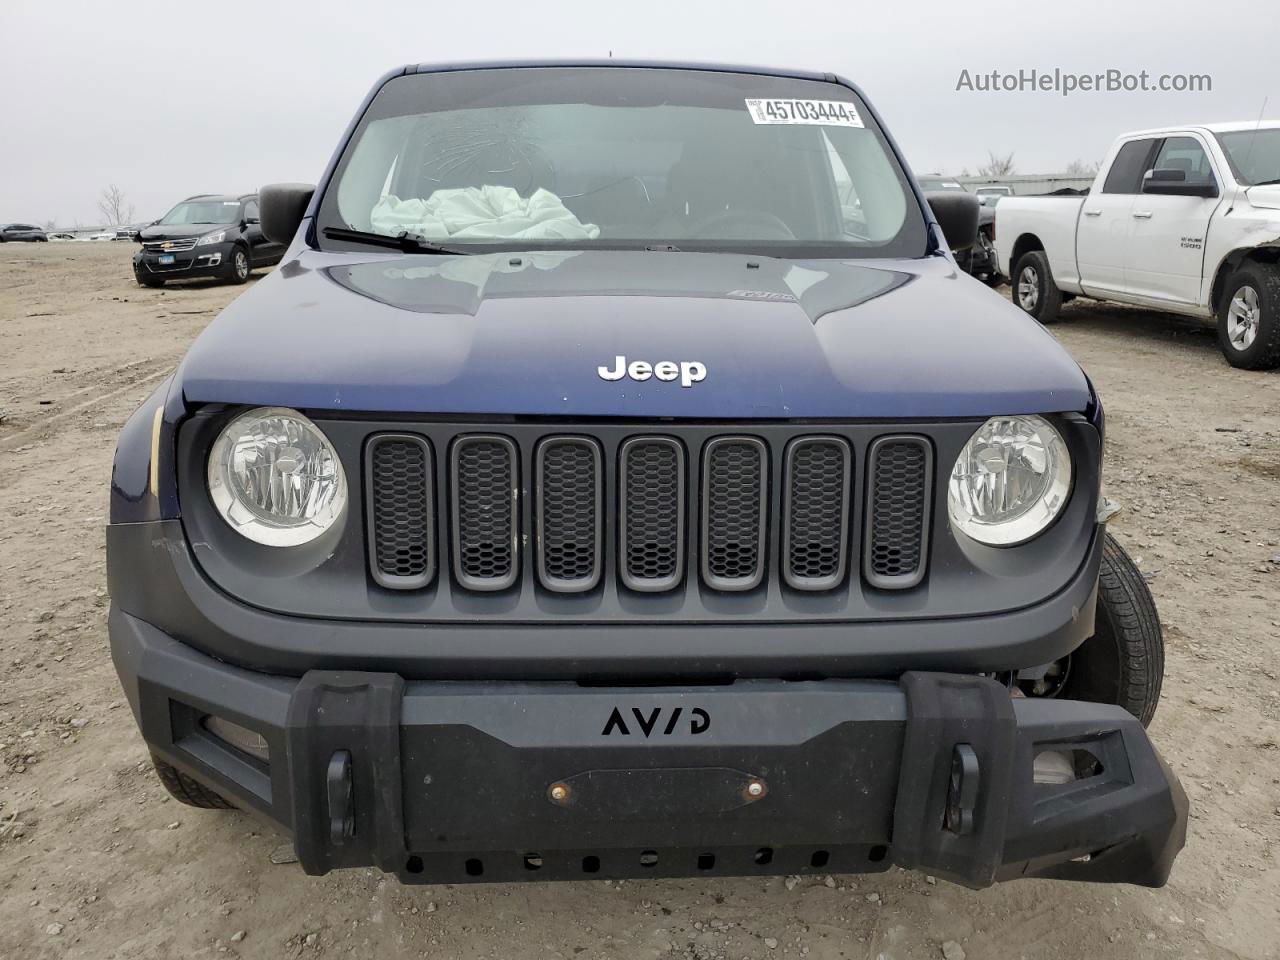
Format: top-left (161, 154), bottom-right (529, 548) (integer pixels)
top-left (994, 195), bottom-right (1087, 286)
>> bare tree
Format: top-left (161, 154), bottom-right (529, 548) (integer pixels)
top-left (1064, 158), bottom-right (1101, 177)
top-left (977, 151), bottom-right (1016, 178)
top-left (44, 218), bottom-right (58, 231)
top-left (98, 184), bottom-right (135, 226)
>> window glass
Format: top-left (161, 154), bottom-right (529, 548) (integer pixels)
top-left (1102, 139), bottom-right (1157, 194)
top-left (320, 67), bottom-right (927, 258)
top-left (1152, 136), bottom-right (1215, 185)
top-left (159, 201), bottom-right (242, 226)
top-left (1216, 128), bottom-right (1280, 185)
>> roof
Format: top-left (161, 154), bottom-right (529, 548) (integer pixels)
top-left (409, 59), bottom-right (832, 82)
top-left (183, 193), bottom-right (256, 202)
top-left (1119, 120), bottom-right (1280, 138)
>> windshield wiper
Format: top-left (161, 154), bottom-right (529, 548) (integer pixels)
top-left (323, 226), bottom-right (469, 255)
top-left (1251, 177), bottom-right (1280, 186)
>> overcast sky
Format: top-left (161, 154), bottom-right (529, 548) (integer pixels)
top-left (3, 0), bottom-right (1274, 226)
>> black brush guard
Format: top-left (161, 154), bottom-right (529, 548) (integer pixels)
top-left (115, 615), bottom-right (1186, 889)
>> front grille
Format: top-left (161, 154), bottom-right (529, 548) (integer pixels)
top-left (367, 435), bottom-right (435, 589)
top-left (864, 437), bottom-right (933, 589)
top-left (619, 437), bottom-right (686, 592)
top-left (143, 238), bottom-right (198, 252)
top-left (362, 428), bottom-right (935, 597)
top-left (701, 438), bottom-right (767, 591)
top-left (450, 436), bottom-right (519, 591)
top-left (783, 437), bottom-right (852, 590)
top-left (535, 437), bottom-right (603, 592)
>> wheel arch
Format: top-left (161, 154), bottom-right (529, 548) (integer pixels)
top-left (1009, 233), bottom-right (1046, 274)
top-left (1209, 243), bottom-right (1280, 314)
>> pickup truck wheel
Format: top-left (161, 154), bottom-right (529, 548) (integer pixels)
top-left (1218, 266), bottom-right (1280, 370)
top-left (1049, 533), bottom-right (1163, 726)
top-left (151, 755), bottom-right (235, 809)
top-left (1012, 250), bottom-right (1062, 323)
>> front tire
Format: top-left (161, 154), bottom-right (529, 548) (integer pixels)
top-left (1217, 265), bottom-right (1280, 370)
top-left (1012, 250), bottom-right (1062, 324)
top-left (151, 755), bottom-right (234, 809)
top-left (227, 245), bottom-right (251, 285)
top-left (1060, 533), bottom-right (1164, 726)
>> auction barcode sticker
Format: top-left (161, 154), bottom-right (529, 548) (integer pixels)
top-left (745, 98), bottom-right (864, 127)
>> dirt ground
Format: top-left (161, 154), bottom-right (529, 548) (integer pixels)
top-left (1, 241), bottom-right (1277, 960)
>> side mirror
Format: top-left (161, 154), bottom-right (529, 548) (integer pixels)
top-left (924, 191), bottom-right (980, 252)
top-left (1142, 168), bottom-right (1218, 198)
top-left (259, 183), bottom-right (316, 245)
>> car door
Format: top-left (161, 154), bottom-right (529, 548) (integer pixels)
top-left (1076, 138), bottom-right (1159, 296)
top-left (1125, 135), bottom-right (1224, 305)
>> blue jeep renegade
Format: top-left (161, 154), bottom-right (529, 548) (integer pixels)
top-left (107, 62), bottom-right (1186, 889)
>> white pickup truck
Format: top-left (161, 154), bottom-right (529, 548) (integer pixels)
top-left (996, 122), bottom-right (1280, 369)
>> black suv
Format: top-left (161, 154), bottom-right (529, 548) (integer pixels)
top-left (133, 194), bottom-right (284, 287)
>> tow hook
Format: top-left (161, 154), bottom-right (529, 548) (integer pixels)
top-left (326, 750), bottom-right (354, 844)
top-left (945, 744), bottom-right (979, 835)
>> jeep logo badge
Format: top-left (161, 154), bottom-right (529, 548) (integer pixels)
top-left (598, 356), bottom-right (707, 388)
top-left (601, 705), bottom-right (710, 737)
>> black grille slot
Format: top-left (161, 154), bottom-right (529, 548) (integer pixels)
top-left (619, 437), bottom-right (685, 592)
top-left (865, 436), bottom-right (932, 589)
top-left (536, 437), bottom-right (603, 592)
top-left (451, 435), bottom-right (519, 591)
top-left (783, 437), bottom-right (851, 590)
top-left (701, 437), bottom-right (767, 591)
top-left (366, 434), bottom-right (435, 589)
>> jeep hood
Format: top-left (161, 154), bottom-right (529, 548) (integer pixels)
top-left (176, 248), bottom-right (1091, 419)
top-left (139, 223), bottom-right (231, 242)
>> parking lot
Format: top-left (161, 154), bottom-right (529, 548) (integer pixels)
top-left (1, 240), bottom-right (1277, 960)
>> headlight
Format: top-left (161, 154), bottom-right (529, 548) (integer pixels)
top-left (947, 415), bottom-right (1071, 546)
top-left (207, 407), bottom-right (347, 546)
top-left (197, 230), bottom-right (226, 246)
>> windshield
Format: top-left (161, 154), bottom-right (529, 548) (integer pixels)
top-left (1216, 128), bottom-right (1280, 186)
top-left (318, 67), bottom-right (927, 258)
top-left (159, 200), bottom-right (242, 225)
top-left (918, 178), bottom-right (964, 192)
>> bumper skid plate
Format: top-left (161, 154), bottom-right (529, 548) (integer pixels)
top-left (269, 670), bottom-right (1186, 887)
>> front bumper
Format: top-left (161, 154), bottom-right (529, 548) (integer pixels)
top-left (133, 243), bottom-right (231, 279)
top-left (111, 608), bottom-right (1187, 888)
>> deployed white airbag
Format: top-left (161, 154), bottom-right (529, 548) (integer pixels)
top-left (370, 186), bottom-right (600, 241)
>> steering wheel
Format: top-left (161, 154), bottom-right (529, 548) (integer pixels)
top-left (688, 209), bottom-right (796, 240)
